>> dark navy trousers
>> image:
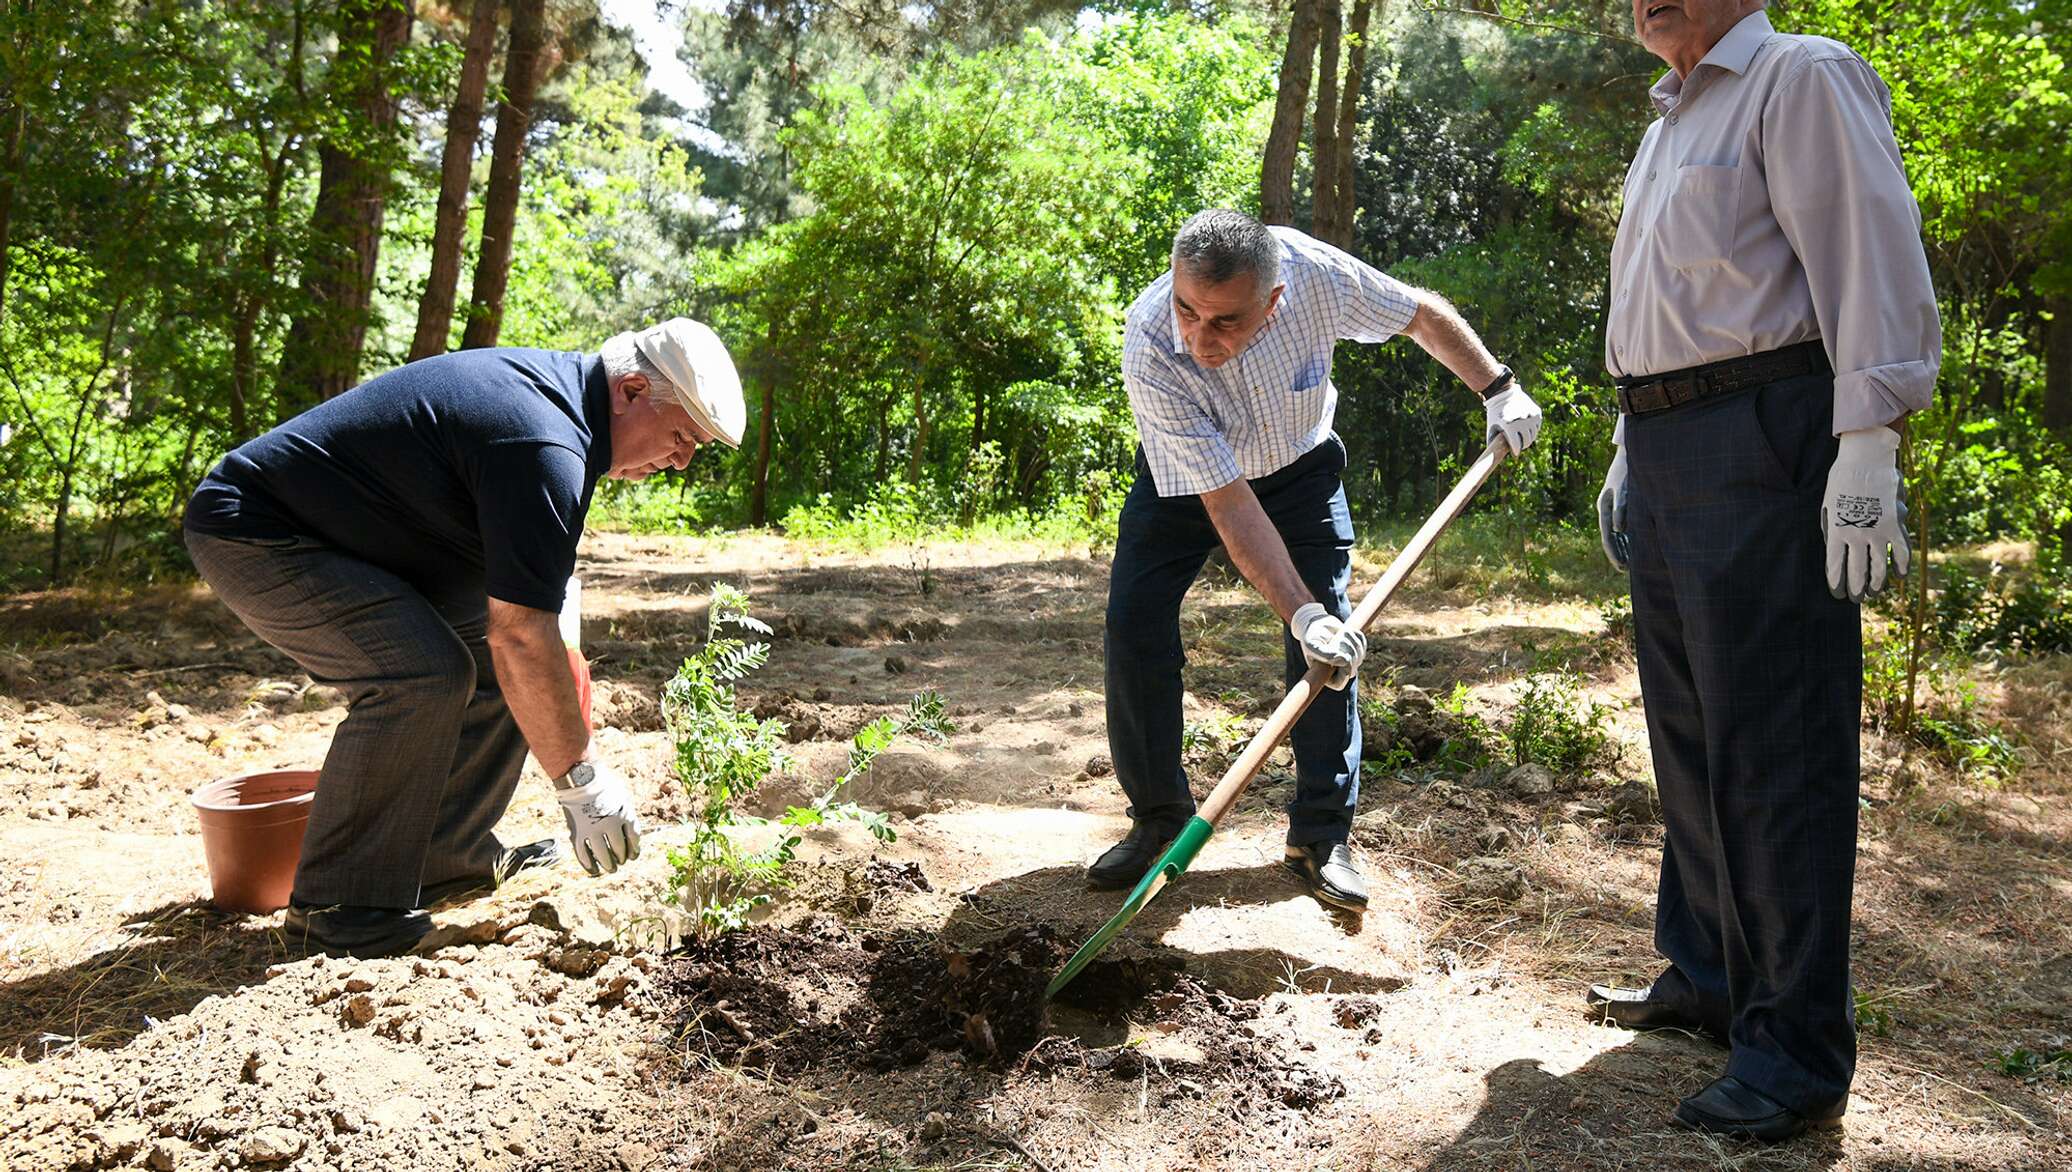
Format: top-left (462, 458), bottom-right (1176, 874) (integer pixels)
top-left (1103, 435), bottom-right (1360, 848)
top-left (1624, 373), bottom-right (1861, 1116)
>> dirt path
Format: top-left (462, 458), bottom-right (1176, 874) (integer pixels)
top-left (2, 531), bottom-right (2067, 1171)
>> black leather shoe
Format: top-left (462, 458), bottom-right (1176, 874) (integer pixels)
top-left (420, 839), bottom-right (562, 908)
top-left (1672, 1075), bottom-right (1844, 1143)
top-left (1283, 840), bottom-right (1368, 910)
top-left (1086, 821), bottom-right (1182, 890)
top-left (284, 904), bottom-right (432, 958)
top-left (1586, 983), bottom-right (1706, 1032)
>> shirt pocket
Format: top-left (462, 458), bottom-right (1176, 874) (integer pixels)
top-left (1657, 164), bottom-right (1741, 271)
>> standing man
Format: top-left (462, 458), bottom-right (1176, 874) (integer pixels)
top-left (184, 319), bottom-right (745, 958)
top-left (1588, 1), bottom-right (1939, 1142)
top-left (1089, 210), bottom-right (1542, 908)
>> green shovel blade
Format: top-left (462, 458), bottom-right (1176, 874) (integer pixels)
top-left (1046, 816), bottom-right (1215, 999)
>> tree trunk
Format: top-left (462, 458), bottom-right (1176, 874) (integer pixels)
top-left (2047, 294), bottom-right (2072, 556)
top-left (905, 380), bottom-right (930, 483)
top-left (874, 396), bottom-right (891, 484)
top-left (1261, 0), bottom-right (1321, 227)
top-left (276, 0), bottom-right (412, 414)
top-left (411, 0), bottom-right (501, 360)
top-left (230, 302), bottom-right (258, 441)
top-left (2046, 294), bottom-right (2071, 434)
top-left (1310, 0), bottom-right (1342, 241)
top-left (1328, 0), bottom-right (1375, 250)
top-left (230, 128), bottom-right (299, 443)
top-left (460, 0), bottom-right (547, 350)
top-left (0, 102), bottom-right (23, 327)
top-left (971, 380), bottom-right (986, 454)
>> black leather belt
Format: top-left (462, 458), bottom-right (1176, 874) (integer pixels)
top-left (1615, 340), bottom-right (1830, 416)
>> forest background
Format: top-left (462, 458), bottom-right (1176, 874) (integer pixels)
top-left (3, 0), bottom-right (2068, 677)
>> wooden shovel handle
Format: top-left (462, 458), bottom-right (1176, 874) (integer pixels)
top-left (1196, 438), bottom-right (1510, 827)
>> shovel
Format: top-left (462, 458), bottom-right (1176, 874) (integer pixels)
top-left (1047, 436), bottom-right (1512, 999)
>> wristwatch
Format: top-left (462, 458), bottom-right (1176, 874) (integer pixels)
top-left (552, 760), bottom-right (596, 792)
top-left (1477, 364), bottom-right (1515, 400)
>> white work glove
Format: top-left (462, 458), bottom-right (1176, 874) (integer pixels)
top-left (1291, 602), bottom-right (1366, 691)
top-left (1483, 382), bottom-right (1544, 455)
top-left (1596, 444), bottom-right (1631, 571)
top-left (553, 760), bottom-right (642, 876)
top-left (1821, 426), bottom-right (1910, 602)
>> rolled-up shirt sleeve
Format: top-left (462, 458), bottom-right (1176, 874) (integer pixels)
top-left (1764, 56), bottom-right (1941, 433)
top-left (1123, 333), bottom-right (1242, 498)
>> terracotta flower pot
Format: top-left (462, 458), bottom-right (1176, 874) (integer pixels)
top-left (191, 769), bottom-right (318, 915)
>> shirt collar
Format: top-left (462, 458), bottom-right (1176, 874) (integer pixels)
top-left (1648, 9), bottom-right (1774, 114)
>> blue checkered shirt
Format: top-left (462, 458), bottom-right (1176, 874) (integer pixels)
top-left (1122, 227), bottom-right (1419, 497)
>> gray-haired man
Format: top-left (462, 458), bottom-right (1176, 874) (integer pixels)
top-left (1588, 0), bottom-right (1939, 1143)
top-left (1090, 210), bottom-right (1542, 906)
top-left (184, 319), bottom-right (745, 957)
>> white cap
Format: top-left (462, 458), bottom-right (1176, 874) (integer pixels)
top-left (628, 317), bottom-right (745, 448)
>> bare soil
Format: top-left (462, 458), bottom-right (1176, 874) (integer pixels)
top-left (2, 530), bottom-right (2067, 1171)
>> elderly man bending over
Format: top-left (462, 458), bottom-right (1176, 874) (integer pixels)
top-left (184, 320), bottom-right (745, 957)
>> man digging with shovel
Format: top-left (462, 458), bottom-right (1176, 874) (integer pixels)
top-left (1088, 210), bottom-right (1543, 909)
top-left (183, 319), bottom-right (745, 958)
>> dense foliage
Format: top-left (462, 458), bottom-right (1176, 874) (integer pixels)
top-left (3, 0), bottom-right (2066, 607)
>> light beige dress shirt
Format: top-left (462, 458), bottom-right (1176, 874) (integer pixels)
top-left (1606, 9), bottom-right (1940, 437)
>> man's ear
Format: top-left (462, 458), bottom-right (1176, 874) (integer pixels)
top-left (1265, 284), bottom-right (1286, 315)
top-left (609, 372), bottom-right (649, 415)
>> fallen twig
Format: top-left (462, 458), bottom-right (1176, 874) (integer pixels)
top-left (121, 661), bottom-right (242, 677)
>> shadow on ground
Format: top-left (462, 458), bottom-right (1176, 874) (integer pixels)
top-left (0, 901), bottom-right (287, 1062)
top-left (1416, 1040), bottom-right (1846, 1172)
top-left (943, 862), bottom-right (1402, 1002)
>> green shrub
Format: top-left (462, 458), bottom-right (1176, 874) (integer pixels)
top-left (1862, 629), bottom-right (2023, 783)
top-left (1182, 712), bottom-right (1251, 773)
top-left (1502, 670), bottom-right (1616, 779)
top-left (777, 475), bottom-right (1120, 550)
top-left (660, 585), bottom-right (953, 941)
top-left (1436, 683), bottom-right (1502, 772)
top-left (589, 476), bottom-right (731, 534)
top-left (1933, 558), bottom-right (2072, 655)
top-left (1989, 1046), bottom-right (2072, 1082)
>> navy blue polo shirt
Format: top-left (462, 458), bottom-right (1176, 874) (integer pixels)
top-left (185, 349), bottom-right (612, 613)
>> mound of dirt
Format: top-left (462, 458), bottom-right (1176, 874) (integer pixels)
top-left (658, 917), bottom-right (1344, 1113)
top-left (0, 902), bottom-right (665, 1172)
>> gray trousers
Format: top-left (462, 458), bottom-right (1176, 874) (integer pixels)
top-left (184, 530), bottom-right (531, 909)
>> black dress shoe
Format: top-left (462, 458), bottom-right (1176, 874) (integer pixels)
top-left (420, 838), bottom-right (562, 908)
top-left (1672, 1075), bottom-right (1844, 1143)
top-left (1283, 840), bottom-right (1368, 909)
top-left (1585, 983), bottom-right (1706, 1032)
top-left (284, 904), bottom-right (432, 958)
top-left (1086, 821), bottom-right (1182, 890)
